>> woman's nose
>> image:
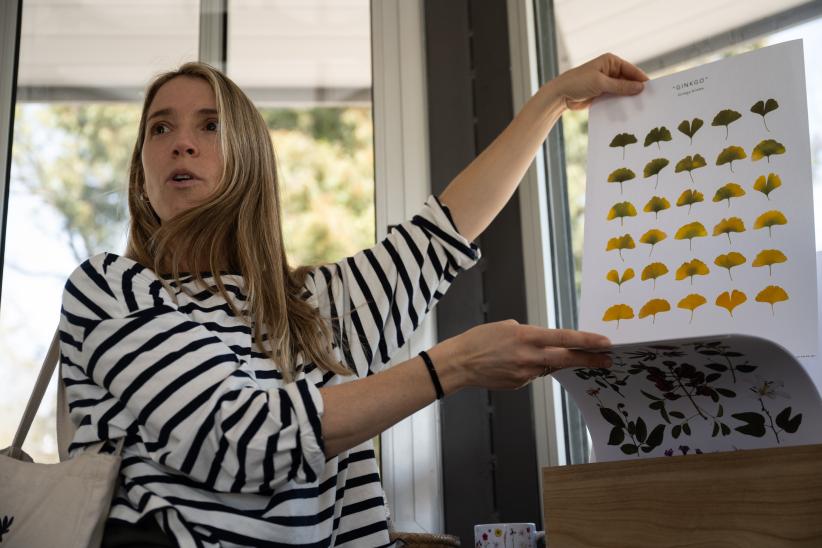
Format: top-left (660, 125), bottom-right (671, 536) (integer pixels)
top-left (172, 132), bottom-right (198, 156)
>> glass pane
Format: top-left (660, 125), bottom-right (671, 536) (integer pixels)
top-left (561, 17), bottom-right (822, 464)
top-left (1, 0), bottom-right (199, 463)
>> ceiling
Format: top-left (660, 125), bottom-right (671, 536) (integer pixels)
top-left (14, 0), bottom-right (820, 102)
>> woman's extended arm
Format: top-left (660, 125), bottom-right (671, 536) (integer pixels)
top-left (320, 320), bottom-right (610, 457)
top-left (438, 53), bottom-right (648, 242)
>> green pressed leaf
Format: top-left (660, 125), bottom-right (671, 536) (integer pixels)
top-left (646, 424), bottom-right (665, 447)
top-left (711, 108), bottom-right (742, 139)
top-left (716, 146), bottom-right (747, 172)
top-left (643, 196), bottom-right (670, 219)
top-left (677, 118), bottom-right (704, 144)
top-left (712, 182), bottom-right (746, 206)
top-left (600, 406), bottom-right (624, 427)
top-left (753, 173), bottom-right (782, 199)
top-left (752, 139), bottom-right (786, 162)
top-left (607, 167), bottom-right (636, 194)
top-left (732, 412), bottom-right (766, 437)
top-left (676, 189), bottom-right (704, 214)
top-left (643, 158), bottom-right (670, 188)
top-left (607, 201), bottom-right (638, 225)
top-left (644, 126), bottom-right (672, 149)
top-left (674, 154), bottom-right (707, 183)
top-left (620, 444), bottom-right (639, 455)
top-left (672, 424), bottom-right (682, 438)
top-left (635, 417), bottom-right (647, 443)
top-left (751, 98), bottom-right (779, 131)
top-left (608, 426), bottom-right (625, 445)
top-left (609, 132), bottom-right (638, 159)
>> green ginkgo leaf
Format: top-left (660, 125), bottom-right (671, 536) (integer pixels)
top-left (712, 183), bottom-right (746, 207)
top-left (676, 189), bottom-right (704, 214)
top-left (677, 118), bottom-right (704, 144)
top-left (607, 201), bottom-right (638, 225)
top-left (716, 146), bottom-right (747, 173)
top-left (674, 154), bottom-right (707, 183)
top-left (608, 167), bottom-right (636, 194)
top-left (751, 98), bottom-right (779, 132)
top-left (644, 126), bottom-right (672, 150)
top-left (643, 158), bottom-right (670, 189)
top-left (610, 133), bottom-right (638, 160)
top-left (711, 109), bottom-right (742, 140)
top-left (752, 139), bottom-right (786, 163)
top-left (753, 173), bottom-right (782, 199)
top-left (643, 196), bottom-right (670, 219)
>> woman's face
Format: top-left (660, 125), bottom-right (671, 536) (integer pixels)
top-left (141, 76), bottom-right (223, 222)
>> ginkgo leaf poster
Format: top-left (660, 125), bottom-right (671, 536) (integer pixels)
top-left (579, 40), bottom-right (818, 359)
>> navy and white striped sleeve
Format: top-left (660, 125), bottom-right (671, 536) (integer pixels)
top-left (305, 196), bottom-right (480, 375)
top-left (59, 253), bottom-right (326, 493)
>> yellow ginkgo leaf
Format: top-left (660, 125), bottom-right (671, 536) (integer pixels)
top-left (675, 259), bottom-right (710, 285)
top-left (753, 173), bottom-right (782, 200)
top-left (712, 217), bottom-right (746, 245)
top-left (752, 249), bottom-right (787, 276)
top-left (677, 293), bottom-right (707, 323)
top-left (602, 304), bottom-right (634, 328)
top-left (753, 210), bottom-right (788, 237)
top-left (606, 268), bottom-right (635, 292)
top-left (643, 196), bottom-right (671, 219)
top-left (714, 252), bottom-right (747, 281)
top-left (674, 222), bottom-right (707, 251)
top-left (756, 285), bottom-right (789, 316)
top-left (716, 290), bottom-right (747, 317)
top-left (639, 229), bottom-right (667, 256)
top-left (751, 139), bottom-right (786, 162)
top-left (641, 262), bottom-right (669, 290)
top-left (608, 168), bottom-right (636, 194)
top-left (712, 183), bottom-right (746, 207)
top-left (607, 201), bottom-right (638, 225)
top-left (716, 146), bottom-right (747, 172)
top-left (676, 189), bottom-right (704, 214)
top-left (606, 234), bottom-right (635, 261)
top-left (639, 298), bottom-right (671, 323)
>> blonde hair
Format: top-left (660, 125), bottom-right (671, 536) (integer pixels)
top-left (125, 62), bottom-right (350, 382)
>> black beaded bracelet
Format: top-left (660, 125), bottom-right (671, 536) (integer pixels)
top-left (419, 350), bottom-right (445, 400)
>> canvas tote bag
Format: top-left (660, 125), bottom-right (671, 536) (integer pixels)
top-left (0, 329), bottom-right (122, 548)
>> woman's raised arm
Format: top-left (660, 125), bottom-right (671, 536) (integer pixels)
top-left (438, 53), bottom-right (648, 242)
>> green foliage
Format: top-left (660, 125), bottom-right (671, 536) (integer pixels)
top-left (677, 118), bottom-right (703, 144)
top-left (716, 146), bottom-right (747, 172)
top-left (752, 139), bottom-right (786, 163)
top-left (609, 132), bottom-right (637, 159)
top-left (643, 158), bottom-right (669, 189)
top-left (750, 98), bottom-right (779, 131)
top-left (674, 154), bottom-right (707, 183)
top-left (711, 109), bottom-right (742, 140)
top-left (643, 126), bottom-right (672, 149)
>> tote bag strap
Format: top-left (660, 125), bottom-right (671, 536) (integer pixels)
top-left (10, 328), bottom-right (61, 450)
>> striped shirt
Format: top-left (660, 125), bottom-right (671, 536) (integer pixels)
top-left (59, 196), bottom-right (480, 547)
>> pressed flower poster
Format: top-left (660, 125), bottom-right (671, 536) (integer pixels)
top-left (554, 41), bottom-right (822, 462)
top-left (578, 40), bottom-right (817, 359)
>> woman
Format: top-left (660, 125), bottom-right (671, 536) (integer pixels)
top-left (59, 55), bottom-right (646, 547)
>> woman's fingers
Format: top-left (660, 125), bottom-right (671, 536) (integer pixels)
top-left (519, 325), bottom-right (610, 350)
top-left (542, 347), bottom-right (612, 372)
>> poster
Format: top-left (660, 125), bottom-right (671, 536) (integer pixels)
top-left (578, 40), bottom-right (817, 359)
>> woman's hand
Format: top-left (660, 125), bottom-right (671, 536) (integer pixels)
top-left (429, 320), bottom-right (612, 392)
top-left (551, 53), bottom-right (649, 111)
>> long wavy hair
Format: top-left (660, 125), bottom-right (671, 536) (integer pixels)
top-left (125, 62), bottom-right (349, 382)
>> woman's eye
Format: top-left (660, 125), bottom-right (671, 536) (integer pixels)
top-left (151, 123), bottom-right (168, 135)
top-left (205, 120), bottom-right (220, 132)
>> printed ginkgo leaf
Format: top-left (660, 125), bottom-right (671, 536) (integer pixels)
top-left (752, 249), bottom-right (787, 276)
top-left (606, 268), bottom-right (635, 292)
top-left (677, 118), bottom-right (704, 144)
top-left (641, 262), bottom-right (669, 289)
top-left (639, 298), bottom-right (671, 323)
top-left (602, 304), bottom-right (634, 328)
top-left (712, 217), bottom-right (746, 245)
top-left (750, 98), bottom-right (779, 132)
top-left (714, 252), bottom-right (747, 281)
top-left (644, 126), bottom-right (672, 150)
top-left (606, 234), bottom-right (635, 261)
top-left (753, 173), bottom-right (782, 199)
top-left (607, 201), bottom-right (638, 225)
top-left (676, 189), bottom-right (704, 214)
top-left (711, 109), bottom-right (742, 140)
top-left (716, 289), bottom-right (747, 317)
top-left (756, 285), bottom-right (789, 315)
top-left (753, 210), bottom-right (788, 237)
top-left (675, 259), bottom-right (710, 284)
top-left (677, 293), bottom-right (707, 323)
top-left (674, 154), bottom-right (707, 183)
top-left (712, 183), bottom-right (746, 206)
top-left (752, 139), bottom-right (786, 163)
top-left (608, 167), bottom-right (636, 194)
top-left (643, 196), bottom-right (670, 219)
top-left (716, 146), bottom-right (747, 173)
top-left (643, 158), bottom-right (670, 189)
top-left (610, 133), bottom-right (638, 159)
top-left (639, 229), bottom-right (667, 256)
top-left (674, 221), bottom-right (707, 251)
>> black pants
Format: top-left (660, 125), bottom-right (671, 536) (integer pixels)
top-left (102, 516), bottom-right (175, 548)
